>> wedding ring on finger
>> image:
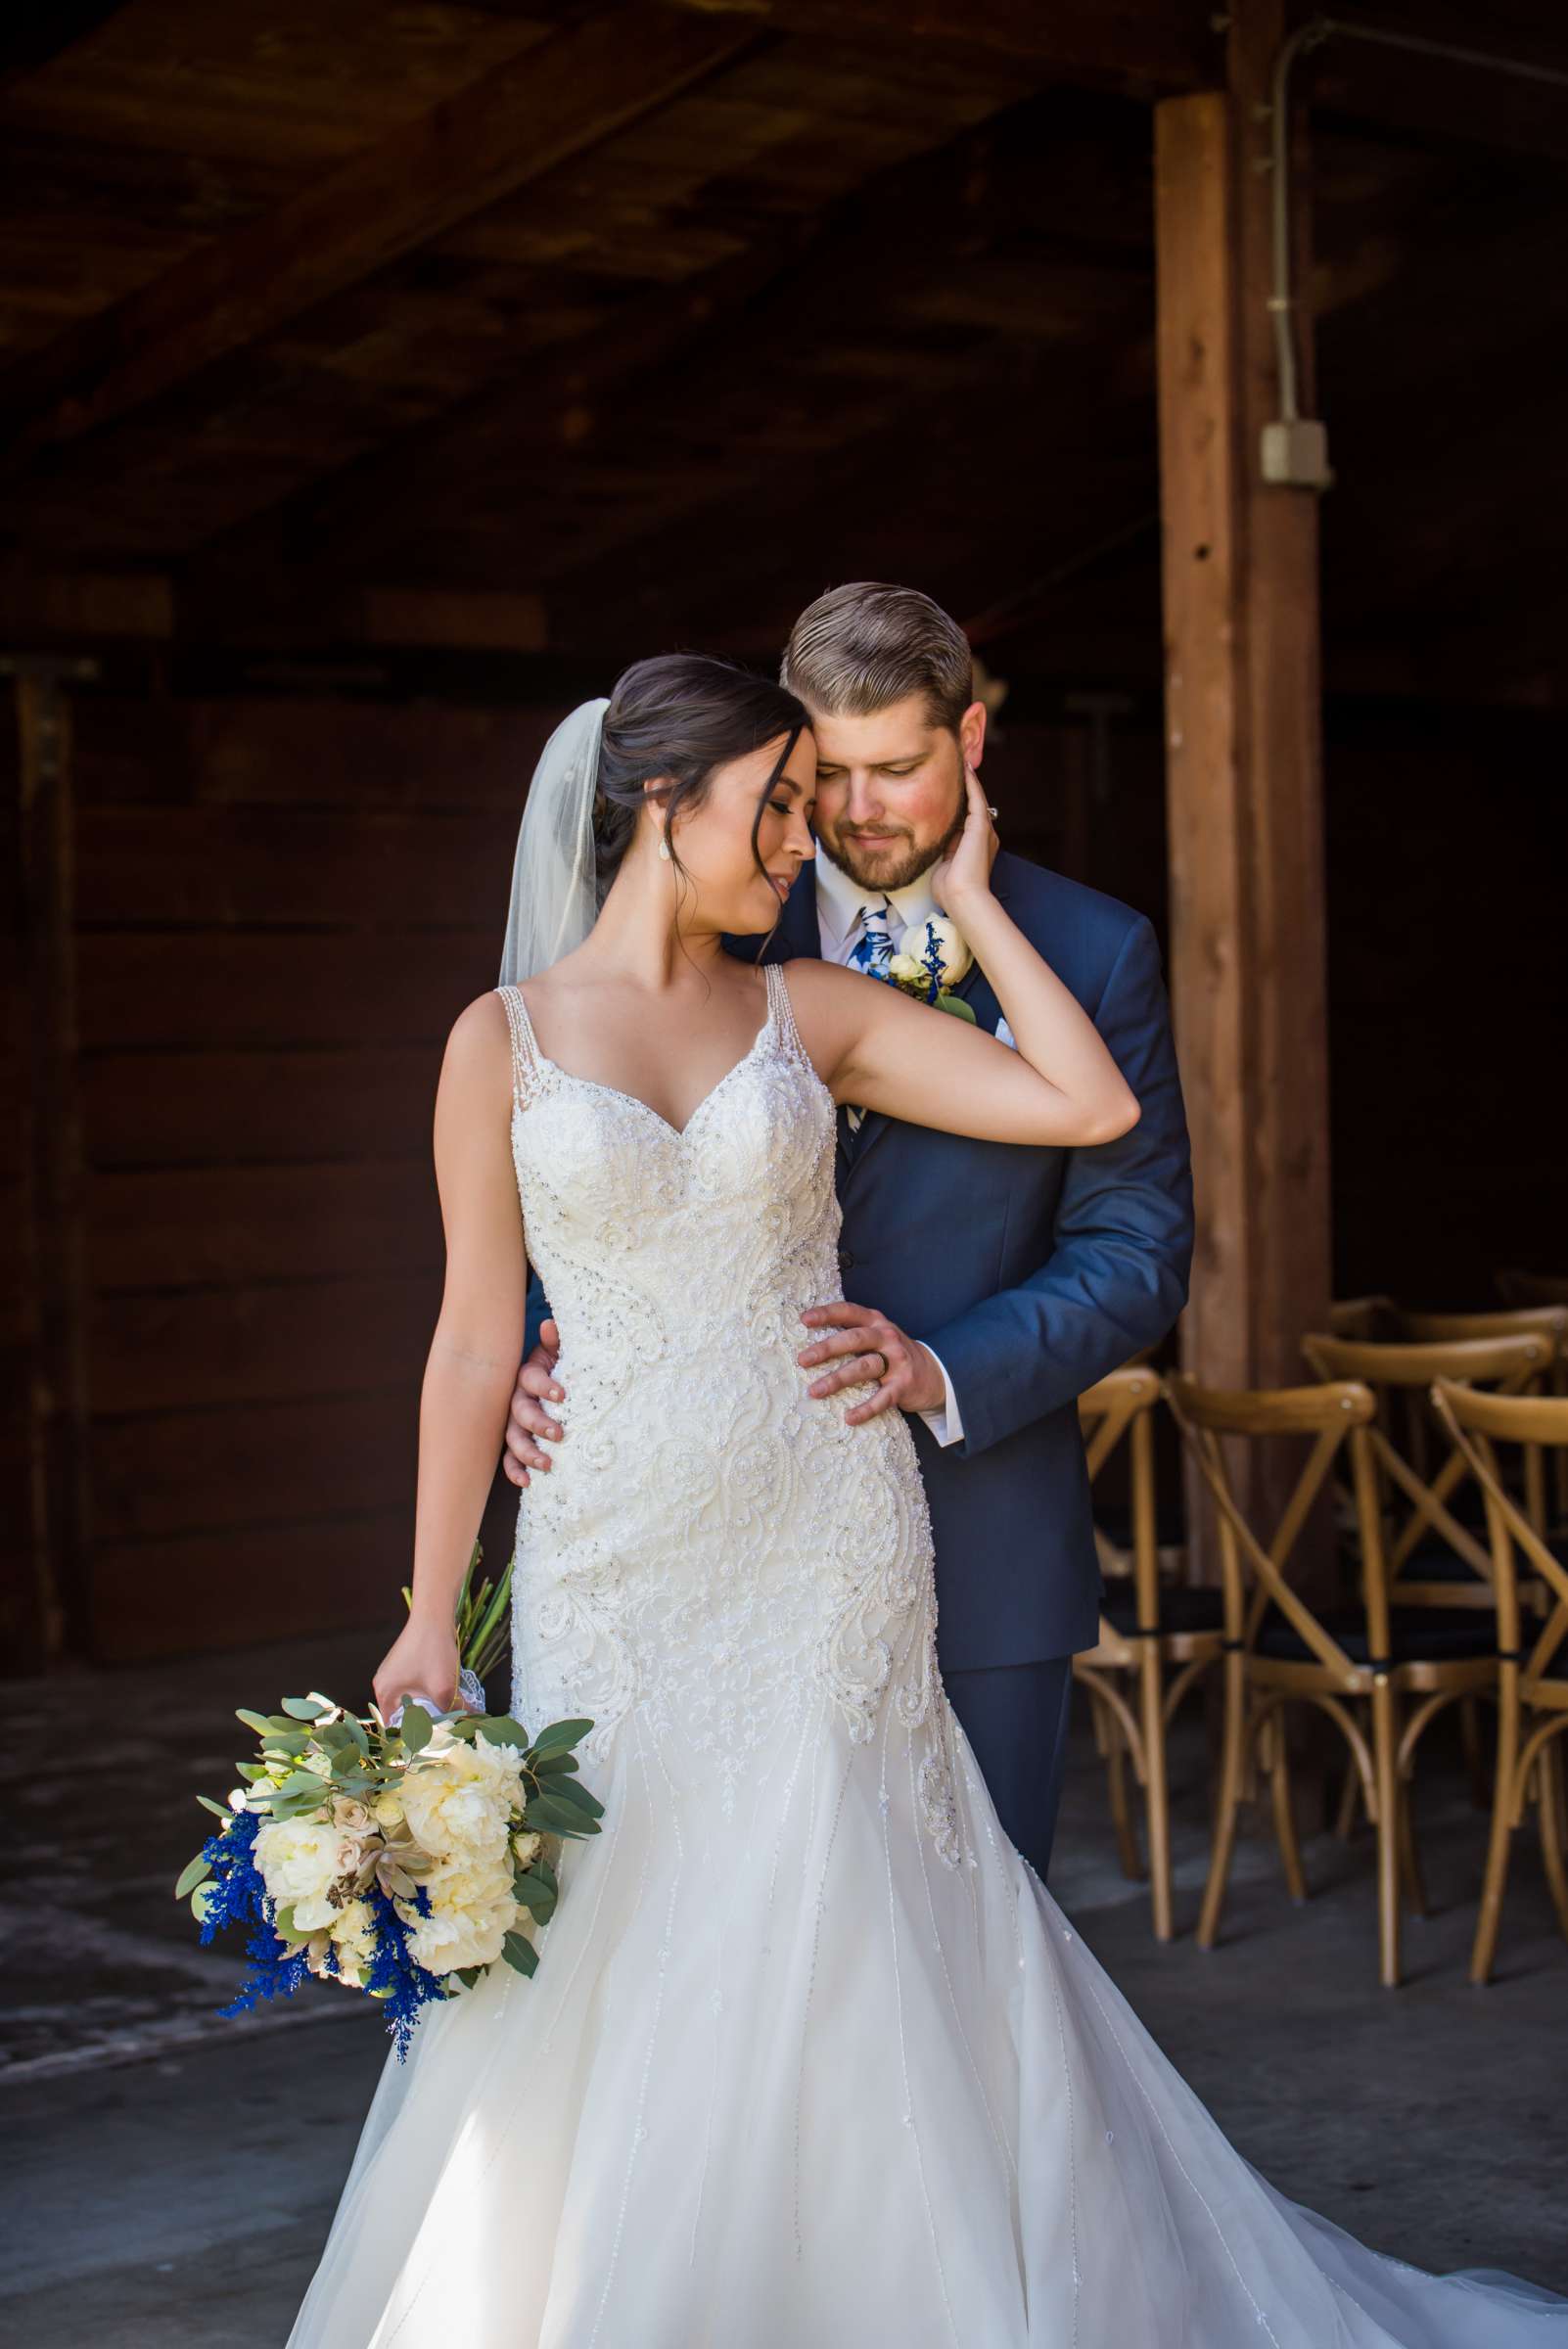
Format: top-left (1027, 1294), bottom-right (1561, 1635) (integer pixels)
top-left (987, 804), bottom-right (998, 820)
top-left (866, 1350), bottom-right (890, 1382)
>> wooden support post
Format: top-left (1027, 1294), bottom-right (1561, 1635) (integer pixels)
top-left (1155, 3), bottom-right (1332, 1551)
top-left (6, 654), bottom-right (96, 1666)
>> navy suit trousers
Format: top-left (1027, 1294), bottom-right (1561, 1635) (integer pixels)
top-left (943, 1658), bottom-right (1076, 1883)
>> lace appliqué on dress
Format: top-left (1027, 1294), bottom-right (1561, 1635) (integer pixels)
top-left (497, 964), bottom-right (960, 1864)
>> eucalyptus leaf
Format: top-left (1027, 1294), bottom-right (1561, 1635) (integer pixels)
top-left (174, 1856), bottom-right (211, 1900)
top-left (399, 1706), bottom-right (432, 1755)
top-left (190, 1884), bottom-right (216, 1924)
top-left (532, 1752), bottom-right (578, 1775)
top-left (541, 1775), bottom-right (604, 1819)
top-left (526, 1793), bottom-right (601, 1837)
top-left (235, 1708), bottom-right (276, 1737)
top-left (512, 1870), bottom-right (557, 1921)
top-left (502, 1932), bottom-right (539, 1979)
top-left (278, 1770), bottom-right (330, 1798)
top-left (282, 1695), bottom-right (331, 1722)
top-left (196, 1794), bottom-right (230, 1819)
top-left (530, 1718), bottom-right (594, 1759)
top-left (937, 991), bottom-right (978, 1022)
top-left (478, 1715), bottom-right (531, 1750)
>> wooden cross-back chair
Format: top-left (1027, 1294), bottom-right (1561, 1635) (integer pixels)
top-left (1166, 1372), bottom-right (1499, 1988)
top-left (1431, 1381), bottom-right (1568, 1985)
top-left (1499, 1270), bottom-right (1568, 1312)
top-left (1301, 1330), bottom-right (1557, 1610)
top-left (1495, 1279), bottom-right (1568, 1520)
top-left (1073, 1364), bottom-right (1228, 1941)
top-left (1388, 1308), bottom-right (1567, 1502)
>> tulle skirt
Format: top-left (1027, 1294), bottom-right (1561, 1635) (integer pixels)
top-left (287, 1698), bottom-right (1568, 2347)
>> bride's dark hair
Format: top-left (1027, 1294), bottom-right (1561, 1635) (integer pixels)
top-left (593, 654), bottom-right (808, 905)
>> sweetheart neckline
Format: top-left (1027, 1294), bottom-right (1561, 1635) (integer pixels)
top-left (514, 988), bottom-right (774, 1142)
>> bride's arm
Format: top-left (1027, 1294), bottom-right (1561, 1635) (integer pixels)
top-left (790, 771), bottom-right (1140, 1149)
top-left (371, 996), bottom-right (526, 1717)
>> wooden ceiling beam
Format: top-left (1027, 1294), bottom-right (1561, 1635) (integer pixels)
top-left (666, 0), bottom-right (1212, 94)
top-left (0, 6), bottom-right (762, 470)
top-left (179, 95), bottom-right (1082, 625)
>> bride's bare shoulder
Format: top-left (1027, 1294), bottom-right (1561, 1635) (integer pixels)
top-left (775, 956), bottom-right (880, 1055)
top-left (778, 957), bottom-right (879, 1007)
top-left (442, 990), bottom-right (514, 1079)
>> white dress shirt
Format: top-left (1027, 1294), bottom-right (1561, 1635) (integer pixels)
top-left (812, 852), bottom-right (966, 1450)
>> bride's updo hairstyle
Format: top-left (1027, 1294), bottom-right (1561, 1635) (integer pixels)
top-left (592, 654), bottom-right (807, 905)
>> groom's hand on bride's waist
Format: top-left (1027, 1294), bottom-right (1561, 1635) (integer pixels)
top-left (501, 1304), bottom-right (945, 1474)
top-left (798, 1302), bottom-right (945, 1426)
top-left (503, 1318), bottom-right (565, 1488)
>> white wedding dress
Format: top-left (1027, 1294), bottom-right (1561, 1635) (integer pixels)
top-left (289, 964), bottom-right (1564, 2347)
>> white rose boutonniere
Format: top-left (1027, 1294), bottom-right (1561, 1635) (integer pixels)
top-left (884, 917), bottom-right (977, 1023)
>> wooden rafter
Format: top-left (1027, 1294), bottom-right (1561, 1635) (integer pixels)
top-left (666, 0), bottom-right (1212, 92)
top-left (0, 6), bottom-right (763, 469)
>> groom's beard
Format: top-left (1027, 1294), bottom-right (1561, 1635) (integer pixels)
top-left (817, 797), bottom-right (966, 897)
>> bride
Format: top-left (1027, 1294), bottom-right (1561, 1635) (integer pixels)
top-left (290, 656), bottom-right (1564, 2346)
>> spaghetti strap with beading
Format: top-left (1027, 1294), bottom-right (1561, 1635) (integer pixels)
top-left (496, 984), bottom-right (545, 1112)
top-left (764, 960), bottom-right (810, 1071)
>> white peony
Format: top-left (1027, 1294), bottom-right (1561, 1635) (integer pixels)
top-left (254, 1818), bottom-right (346, 1922)
top-left (400, 1853), bottom-right (519, 1975)
top-left (897, 915), bottom-right (971, 987)
top-left (400, 1733), bottom-right (526, 1864)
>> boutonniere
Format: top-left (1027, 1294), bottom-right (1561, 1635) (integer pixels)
top-left (882, 918), bottom-right (977, 1023)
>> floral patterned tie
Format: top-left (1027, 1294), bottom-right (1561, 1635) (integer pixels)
top-left (849, 900), bottom-right (896, 979)
top-left (846, 901), bottom-right (895, 1133)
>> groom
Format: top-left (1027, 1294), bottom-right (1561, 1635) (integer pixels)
top-left (505, 582), bottom-right (1193, 1879)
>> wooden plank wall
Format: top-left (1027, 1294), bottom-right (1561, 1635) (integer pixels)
top-left (1324, 700), bottom-right (1568, 1308)
top-left (72, 692), bottom-right (562, 1662)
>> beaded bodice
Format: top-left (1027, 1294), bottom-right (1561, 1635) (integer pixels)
top-left (498, 965), bottom-right (960, 1860)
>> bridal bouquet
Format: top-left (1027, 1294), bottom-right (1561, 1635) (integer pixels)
top-left (175, 1549), bottom-right (600, 2054)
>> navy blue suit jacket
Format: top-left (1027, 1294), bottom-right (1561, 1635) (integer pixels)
top-left (526, 849), bottom-right (1192, 1671)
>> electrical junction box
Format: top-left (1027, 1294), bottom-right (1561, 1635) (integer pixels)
top-left (1261, 417), bottom-right (1334, 488)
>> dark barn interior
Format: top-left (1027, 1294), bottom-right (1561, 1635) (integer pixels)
top-left (4, 0), bottom-right (1566, 1672)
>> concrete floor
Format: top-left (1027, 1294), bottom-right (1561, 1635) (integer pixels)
top-left (4, 1631), bottom-right (1566, 2345)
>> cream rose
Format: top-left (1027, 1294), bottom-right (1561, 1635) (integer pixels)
top-left (511, 1829), bottom-right (544, 1870)
top-left (897, 915), bottom-right (971, 987)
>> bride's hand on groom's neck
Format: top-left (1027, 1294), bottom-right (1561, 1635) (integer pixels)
top-left (930, 764), bottom-right (999, 919)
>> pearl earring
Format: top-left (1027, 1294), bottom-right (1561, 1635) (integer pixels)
top-left (658, 834), bottom-right (670, 862)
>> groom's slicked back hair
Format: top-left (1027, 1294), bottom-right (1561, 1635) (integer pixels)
top-left (780, 582), bottom-right (973, 734)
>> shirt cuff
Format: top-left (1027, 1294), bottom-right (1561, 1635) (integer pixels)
top-left (913, 1347), bottom-right (965, 1448)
